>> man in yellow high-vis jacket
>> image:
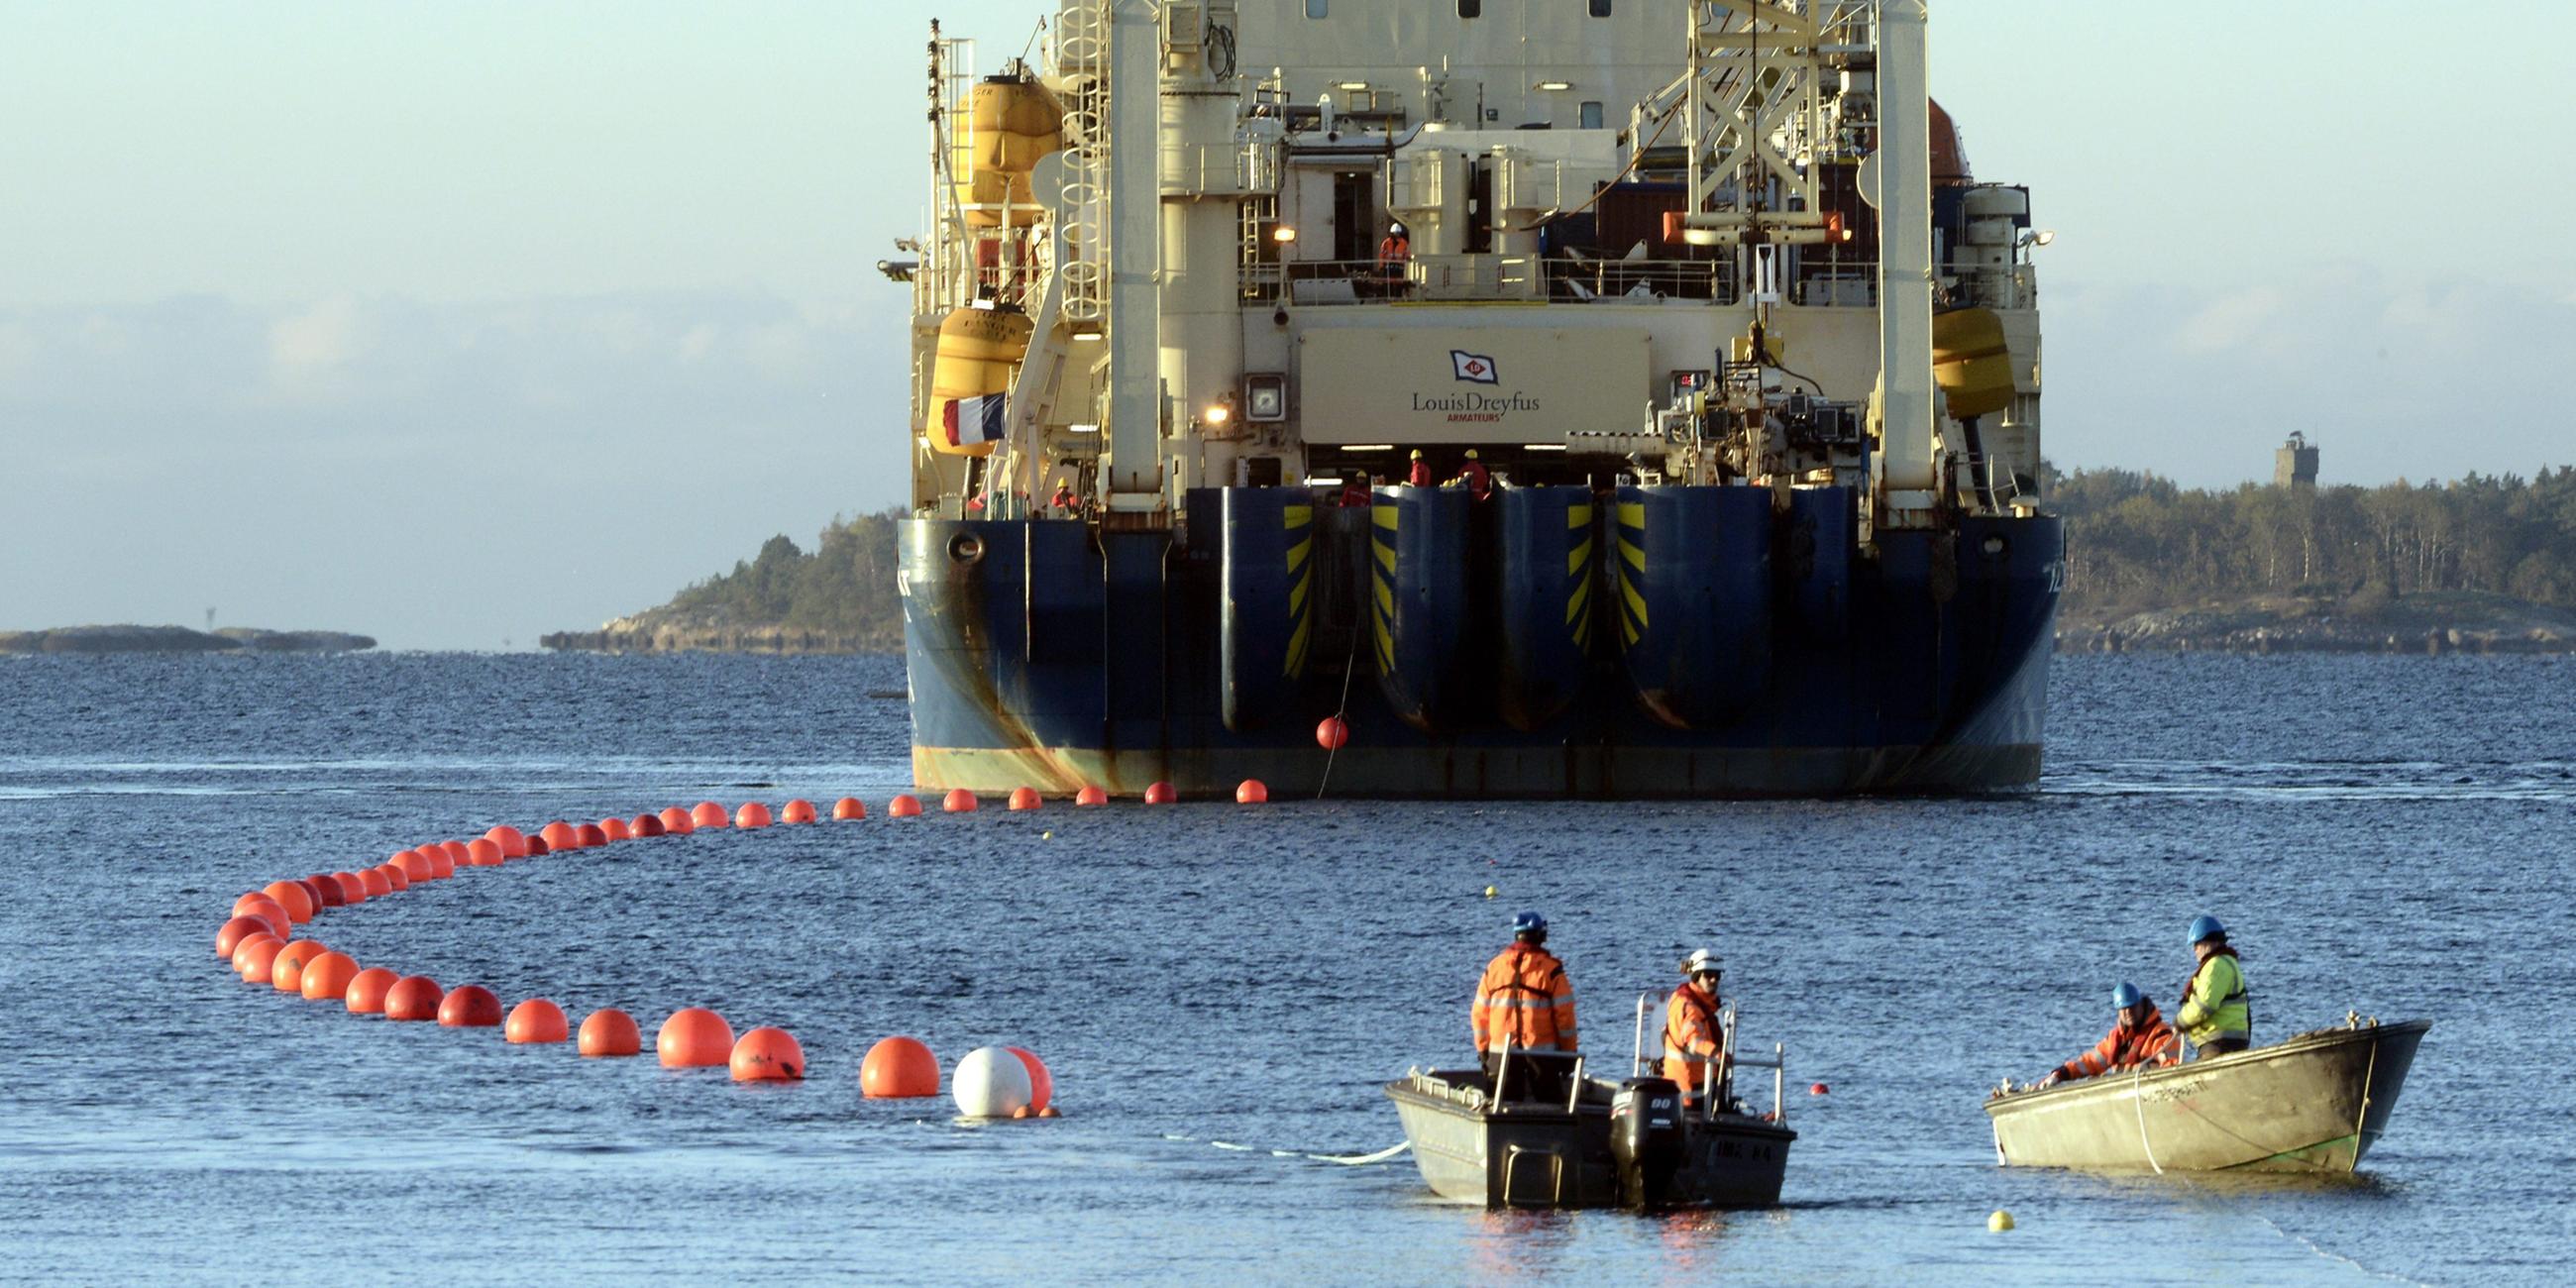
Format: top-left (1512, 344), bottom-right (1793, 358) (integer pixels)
top-left (2177, 914), bottom-right (2252, 1057)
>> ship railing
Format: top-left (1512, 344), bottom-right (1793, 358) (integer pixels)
top-left (1237, 256), bottom-right (1882, 308)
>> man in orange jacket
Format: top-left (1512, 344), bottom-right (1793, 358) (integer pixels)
top-left (1662, 948), bottom-right (1727, 1107)
top-left (2039, 982), bottom-right (2181, 1088)
top-left (1474, 911), bottom-right (1577, 1084)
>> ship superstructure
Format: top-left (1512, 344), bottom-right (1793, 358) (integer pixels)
top-left (888, 0), bottom-right (2063, 798)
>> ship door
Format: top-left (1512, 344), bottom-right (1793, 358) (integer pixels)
top-left (1333, 171), bottom-right (1375, 262)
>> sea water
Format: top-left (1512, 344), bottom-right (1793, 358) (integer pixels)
top-left (0, 653), bottom-right (2567, 1284)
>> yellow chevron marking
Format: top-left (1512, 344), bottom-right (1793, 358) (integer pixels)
top-left (1374, 577), bottom-right (1394, 619)
top-left (1565, 576), bottom-right (1591, 625)
top-left (1619, 537), bottom-right (1647, 572)
top-left (1621, 576), bottom-right (1650, 626)
top-left (1372, 506), bottom-right (1400, 530)
top-left (1567, 504), bottom-right (1592, 530)
top-left (1566, 537), bottom-right (1592, 578)
top-left (1373, 539), bottom-right (1397, 574)
top-left (1283, 505), bottom-right (1312, 528)
top-left (1621, 612), bottom-right (1640, 646)
top-left (1285, 615), bottom-right (1312, 677)
top-left (1617, 502), bottom-right (1645, 529)
top-left (1285, 535), bottom-right (1311, 573)
top-left (1373, 612), bottom-right (1394, 673)
top-left (1288, 571), bottom-right (1310, 617)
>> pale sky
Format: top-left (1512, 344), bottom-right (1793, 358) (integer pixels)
top-left (5, 1), bottom-right (2570, 649)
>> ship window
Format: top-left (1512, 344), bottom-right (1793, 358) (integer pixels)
top-left (1458, 0), bottom-right (1480, 16)
top-left (1579, 101), bottom-right (1603, 129)
top-left (1588, 0), bottom-right (1612, 15)
top-left (1305, 0), bottom-right (1327, 17)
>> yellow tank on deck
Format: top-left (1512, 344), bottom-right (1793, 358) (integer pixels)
top-left (925, 305), bottom-right (1033, 457)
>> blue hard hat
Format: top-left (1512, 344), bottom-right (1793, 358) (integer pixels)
top-left (2189, 914), bottom-right (2227, 944)
top-left (2111, 982), bottom-right (2143, 1009)
top-left (1513, 911), bottom-right (1548, 934)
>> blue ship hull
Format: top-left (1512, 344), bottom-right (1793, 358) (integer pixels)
top-left (901, 486), bottom-right (2061, 799)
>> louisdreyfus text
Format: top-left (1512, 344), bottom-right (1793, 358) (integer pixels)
top-left (1411, 391), bottom-right (1544, 413)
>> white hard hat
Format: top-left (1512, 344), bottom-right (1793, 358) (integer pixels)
top-left (1680, 948), bottom-right (1723, 977)
top-left (1389, 222), bottom-right (1404, 235)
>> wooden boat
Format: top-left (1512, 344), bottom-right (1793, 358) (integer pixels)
top-left (1384, 1001), bottom-right (1796, 1209)
top-left (1983, 1016), bottom-right (2429, 1173)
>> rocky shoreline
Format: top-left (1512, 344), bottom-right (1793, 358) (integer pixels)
top-left (538, 619), bottom-right (875, 655)
top-left (2057, 591), bottom-right (2576, 655)
top-left (0, 625), bottom-right (376, 654)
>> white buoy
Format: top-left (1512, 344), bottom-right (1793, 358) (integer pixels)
top-left (953, 1045), bottom-right (1034, 1119)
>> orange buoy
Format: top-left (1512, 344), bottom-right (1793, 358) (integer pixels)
top-left (1235, 779), bottom-right (1268, 805)
top-left (466, 837), bottom-right (502, 867)
top-left (298, 951), bottom-right (361, 1001)
top-left (438, 985), bottom-right (503, 1027)
top-left (383, 976), bottom-right (443, 1021)
top-left (423, 847), bottom-right (457, 879)
top-left (217, 915), bottom-right (277, 958)
top-left (860, 1036), bottom-right (940, 1098)
top-left (233, 934), bottom-right (286, 982)
top-left (578, 1009), bottom-right (643, 1057)
top-left (599, 816), bottom-right (631, 842)
top-left (1011, 1105), bottom-right (1033, 1119)
top-left (1008, 787), bottom-right (1041, 811)
top-left (574, 822), bottom-right (607, 848)
top-left (1075, 786), bottom-right (1108, 806)
top-left (375, 863), bottom-right (410, 893)
top-left (303, 874), bottom-right (346, 910)
top-left (729, 1026), bottom-right (806, 1081)
top-left (329, 872), bottom-right (369, 905)
top-left (631, 812), bottom-right (667, 837)
top-left (345, 966), bottom-right (397, 1014)
top-left (1810, 1082), bottom-right (1830, 1096)
top-left (831, 797), bottom-right (867, 820)
top-left (505, 998), bottom-right (570, 1044)
top-left (1316, 715), bottom-right (1350, 750)
top-left (540, 821), bottom-right (577, 850)
top-left (943, 789), bottom-right (979, 812)
top-left (690, 802), bottom-right (729, 829)
top-left (233, 891), bottom-right (290, 926)
top-left (357, 868), bottom-right (393, 899)
top-left (658, 1008), bottom-right (735, 1067)
top-left (271, 939), bottom-right (329, 992)
top-left (392, 850), bottom-right (435, 882)
top-left (485, 824), bottom-right (529, 859)
top-left (523, 836), bottom-right (550, 857)
top-left (781, 799), bottom-right (817, 824)
top-left (1036, 1105), bottom-right (1061, 1118)
top-left (888, 794), bottom-right (922, 818)
top-left (1007, 1046), bottom-right (1054, 1112)
top-left (735, 802), bottom-right (773, 829)
top-left (1143, 782), bottom-right (1177, 805)
top-left (438, 839), bottom-right (473, 867)
top-left (658, 806), bottom-right (695, 835)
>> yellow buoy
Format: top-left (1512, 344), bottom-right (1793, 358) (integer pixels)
top-left (1933, 308), bottom-right (2015, 419)
top-left (1987, 1209), bottom-right (2014, 1233)
top-left (1483, 885), bottom-right (1496, 899)
top-left (952, 77), bottom-right (1062, 229)
top-left (925, 305), bottom-right (1033, 457)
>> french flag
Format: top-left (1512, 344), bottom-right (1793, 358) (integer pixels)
top-left (942, 392), bottom-right (1007, 448)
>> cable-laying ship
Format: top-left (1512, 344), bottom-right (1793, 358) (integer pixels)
top-left (886, 0), bottom-right (2062, 798)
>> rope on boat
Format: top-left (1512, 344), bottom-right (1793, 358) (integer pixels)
top-left (1171, 1133), bottom-right (1412, 1165)
top-left (2129, 1064), bottom-right (2165, 1176)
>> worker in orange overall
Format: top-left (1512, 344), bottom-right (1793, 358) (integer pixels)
top-left (1474, 911), bottom-right (1577, 1097)
top-left (1338, 474), bottom-right (1373, 507)
top-left (1050, 478), bottom-right (1077, 514)
top-left (2037, 982), bottom-right (2180, 1088)
top-left (1662, 948), bottom-right (1729, 1109)
top-left (1407, 448), bottom-right (1434, 487)
top-left (1376, 222), bottom-right (1410, 282)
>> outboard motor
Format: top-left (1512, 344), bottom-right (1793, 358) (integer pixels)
top-left (1609, 1076), bottom-right (1687, 1209)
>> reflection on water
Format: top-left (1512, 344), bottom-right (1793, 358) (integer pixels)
top-left (0, 653), bottom-right (2566, 1283)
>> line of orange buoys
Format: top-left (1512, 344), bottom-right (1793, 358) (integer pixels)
top-left (205, 787), bottom-right (1280, 1114)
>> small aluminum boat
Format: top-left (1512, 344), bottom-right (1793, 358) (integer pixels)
top-left (1984, 1015), bottom-right (2429, 1174)
top-left (1384, 998), bottom-right (1796, 1209)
